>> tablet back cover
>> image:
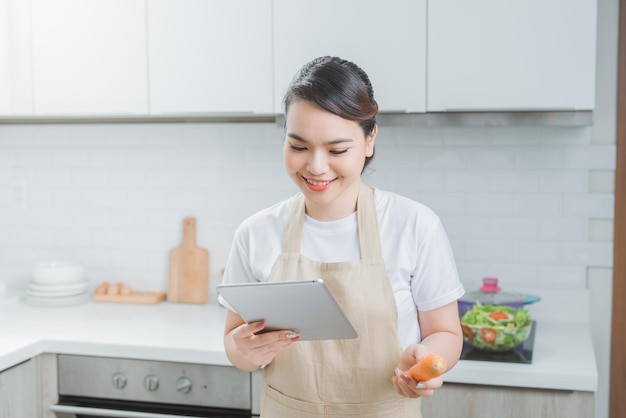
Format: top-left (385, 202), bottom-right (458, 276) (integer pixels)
top-left (217, 280), bottom-right (358, 341)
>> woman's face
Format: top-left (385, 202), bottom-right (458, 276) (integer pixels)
top-left (283, 100), bottom-right (376, 221)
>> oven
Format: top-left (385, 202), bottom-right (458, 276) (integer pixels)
top-left (51, 355), bottom-right (261, 418)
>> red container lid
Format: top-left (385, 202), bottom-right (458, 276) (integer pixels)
top-left (460, 277), bottom-right (526, 305)
top-left (479, 277), bottom-right (502, 293)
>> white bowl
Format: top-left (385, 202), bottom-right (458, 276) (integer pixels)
top-left (31, 261), bottom-right (84, 285)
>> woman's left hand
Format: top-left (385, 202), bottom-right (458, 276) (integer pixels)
top-left (392, 344), bottom-right (444, 398)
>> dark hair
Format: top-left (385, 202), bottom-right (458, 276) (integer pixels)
top-left (283, 56), bottom-right (379, 171)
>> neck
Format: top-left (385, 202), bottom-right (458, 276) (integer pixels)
top-left (305, 182), bottom-right (363, 221)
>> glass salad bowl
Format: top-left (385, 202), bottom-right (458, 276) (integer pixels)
top-left (460, 303), bottom-right (532, 352)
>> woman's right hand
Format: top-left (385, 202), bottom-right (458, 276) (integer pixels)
top-left (226, 319), bottom-right (300, 370)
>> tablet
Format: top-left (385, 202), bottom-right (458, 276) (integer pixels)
top-left (217, 280), bottom-right (358, 341)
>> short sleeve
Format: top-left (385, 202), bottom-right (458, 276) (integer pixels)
top-left (411, 217), bottom-right (465, 311)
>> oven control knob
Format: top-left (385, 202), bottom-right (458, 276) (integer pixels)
top-left (176, 377), bottom-right (192, 394)
top-left (144, 375), bottom-right (159, 392)
top-left (112, 373), bottom-right (127, 390)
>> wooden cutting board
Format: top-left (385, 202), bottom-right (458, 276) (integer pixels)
top-left (94, 292), bottom-right (166, 304)
top-left (168, 218), bottom-right (209, 304)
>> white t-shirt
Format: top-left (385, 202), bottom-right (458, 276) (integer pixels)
top-left (221, 188), bottom-right (465, 349)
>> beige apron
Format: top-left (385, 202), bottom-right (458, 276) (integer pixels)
top-left (262, 184), bottom-right (421, 417)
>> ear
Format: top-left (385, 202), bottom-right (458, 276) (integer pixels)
top-left (365, 124), bottom-right (377, 157)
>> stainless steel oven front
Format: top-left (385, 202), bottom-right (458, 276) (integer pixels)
top-left (51, 355), bottom-right (261, 418)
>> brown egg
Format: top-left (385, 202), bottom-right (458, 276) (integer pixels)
top-left (120, 283), bottom-right (133, 296)
top-left (107, 283), bottom-right (120, 295)
top-left (95, 281), bottom-right (110, 295)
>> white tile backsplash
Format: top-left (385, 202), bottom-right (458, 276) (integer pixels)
top-left (394, 126), bottom-right (442, 145)
top-left (563, 194), bottom-right (615, 218)
top-left (589, 218), bottom-right (614, 242)
top-left (513, 194), bottom-right (563, 216)
top-left (416, 147), bottom-right (465, 168)
top-left (464, 239), bottom-right (513, 262)
top-left (512, 241), bottom-right (561, 263)
top-left (535, 126), bottom-right (593, 145)
top-left (563, 144), bottom-right (617, 169)
top-left (465, 148), bottom-right (517, 168)
top-left (444, 126), bottom-right (491, 145)
top-left (443, 171), bottom-right (491, 192)
top-left (490, 171), bottom-right (539, 193)
top-left (589, 169), bottom-right (616, 193)
top-left (0, 123), bottom-right (615, 296)
top-left (537, 265), bottom-right (587, 289)
top-left (562, 241), bottom-right (608, 266)
top-left (539, 217), bottom-right (589, 241)
top-left (539, 170), bottom-right (589, 193)
top-left (514, 146), bottom-right (565, 169)
top-left (384, 169), bottom-right (445, 192)
top-left (489, 217), bottom-right (540, 239)
top-left (466, 193), bottom-right (514, 215)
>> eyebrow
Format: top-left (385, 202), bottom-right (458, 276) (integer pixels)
top-left (287, 132), bottom-right (354, 145)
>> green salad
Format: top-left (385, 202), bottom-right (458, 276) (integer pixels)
top-left (461, 302), bottom-right (531, 329)
top-left (460, 302), bottom-right (532, 351)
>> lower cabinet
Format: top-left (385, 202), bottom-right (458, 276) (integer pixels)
top-left (0, 359), bottom-right (37, 417)
top-left (421, 383), bottom-right (594, 418)
top-left (0, 354), bottom-right (58, 418)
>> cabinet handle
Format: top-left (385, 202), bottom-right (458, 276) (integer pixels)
top-left (443, 107), bottom-right (576, 112)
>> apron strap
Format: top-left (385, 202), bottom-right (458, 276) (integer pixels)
top-left (357, 184), bottom-right (385, 264)
top-left (282, 194), bottom-right (306, 253)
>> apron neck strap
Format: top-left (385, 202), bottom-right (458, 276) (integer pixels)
top-left (356, 184), bottom-right (384, 263)
top-left (282, 194), bottom-right (306, 253)
top-left (282, 184), bottom-right (384, 263)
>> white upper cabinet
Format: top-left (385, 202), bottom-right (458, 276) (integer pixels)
top-left (147, 0), bottom-right (273, 115)
top-left (428, 0), bottom-right (597, 112)
top-left (0, 0), bottom-right (33, 116)
top-left (30, 0), bottom-right (148, 116)
top-left (273, 0), bottom-right (427, 114)
top-left (1, 0), bottom-right (598, 118)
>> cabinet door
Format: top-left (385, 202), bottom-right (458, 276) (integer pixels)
top-left (0, 0), bottom-right (33, 116)
top-left (273, 0), bottom-right (427, 114)
top-left (0, 360), bottom-right (38, 418)
top-left (30, 0), bottom-right (148, 115)
top-left (148, 0), bottom-right (273, 115)
top-left (428, 0), bottom-right (597, 111)
top-left (421, 382), bottom-right (594, 418)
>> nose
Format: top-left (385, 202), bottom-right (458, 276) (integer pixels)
top-left (307, 150), bottom-right (328, 175)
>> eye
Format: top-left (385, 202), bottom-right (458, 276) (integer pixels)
top-left (289, 143), bottom-right (307, 152)
top-left (330, 149), bottom-right (348, 155)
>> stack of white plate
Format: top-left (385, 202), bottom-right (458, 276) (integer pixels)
top-left (25, 261), bottom-right (89, 307)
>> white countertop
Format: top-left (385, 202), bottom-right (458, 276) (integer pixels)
top-left (0, 298), bottom-right (598, 392)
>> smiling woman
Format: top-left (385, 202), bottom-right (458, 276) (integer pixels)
top-left (221, 56), bottom-right (465, 418)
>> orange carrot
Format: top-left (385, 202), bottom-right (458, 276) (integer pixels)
top-left (408, 354), bottom-right (447, 382)
top-left (390, 354), bottom-right (448, 384)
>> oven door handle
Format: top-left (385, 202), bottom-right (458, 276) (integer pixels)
top-left (50, 404), bottom-right (200, 418)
